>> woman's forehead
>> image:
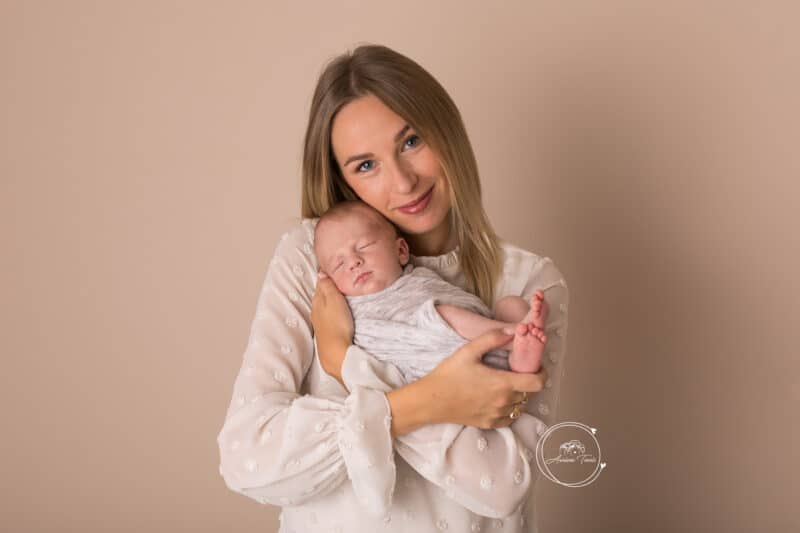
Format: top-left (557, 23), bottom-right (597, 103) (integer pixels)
top-left (331, 95), bottom-right (407, 154)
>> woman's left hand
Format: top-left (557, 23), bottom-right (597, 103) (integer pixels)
top-left (310, 272), bottom-right (354, 386)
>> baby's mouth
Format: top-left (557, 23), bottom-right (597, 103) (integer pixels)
top-left (354, 271), bottom-right (372, 285)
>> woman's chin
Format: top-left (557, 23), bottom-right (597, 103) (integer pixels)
top-left (391, 209), bottom-right (448, 236)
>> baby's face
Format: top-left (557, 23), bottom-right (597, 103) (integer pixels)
top-left (315, 211), bottom-right (409, 297)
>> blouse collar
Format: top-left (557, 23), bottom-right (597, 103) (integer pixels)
top-left (410, 245), bottom-right (461, 274)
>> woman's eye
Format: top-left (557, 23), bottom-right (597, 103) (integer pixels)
top-left (402, 134), bottom-right (421, 150)
top-left (356, 160), bottom-right (375, 173)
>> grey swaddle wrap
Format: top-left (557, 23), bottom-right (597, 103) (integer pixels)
top-left (345, 264), bottom-right (510, 383)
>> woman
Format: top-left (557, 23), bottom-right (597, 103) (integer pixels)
top-left (217, 44), bottom-right (569, 533)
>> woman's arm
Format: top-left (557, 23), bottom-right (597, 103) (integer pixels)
top-left (385, 377), bottom-right (439, 436)
top-left (216, 220), bottom-right (394, 512)
top-left (339, 331), bottom-right (547, 518)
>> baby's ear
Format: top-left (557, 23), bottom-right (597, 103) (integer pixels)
top-left (397, 237), bottom-right (410, 266)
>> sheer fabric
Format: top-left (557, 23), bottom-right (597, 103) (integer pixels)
top-left (217, 218), bottom-right (569, 532)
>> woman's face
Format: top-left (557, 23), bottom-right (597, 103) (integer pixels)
top-left (330, 93), bottom-right (451, 241)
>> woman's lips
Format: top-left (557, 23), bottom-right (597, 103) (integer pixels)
top-left (397, 187), bottom-right (433, 214)
top-left (355, 271), bottom-right (372, 285)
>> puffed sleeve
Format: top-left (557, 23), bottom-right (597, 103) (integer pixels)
top-left (518, 256), bottom-right (569, 427)
top-left (342, 346), bottom-right (542, 519)
top-left (216, 220), bottom-right (395, 512)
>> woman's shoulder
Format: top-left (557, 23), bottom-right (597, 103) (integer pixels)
top-left (267, 219), bottom-right (321, 294)
top-left (494, 238), bottom-right (563, 299)
top-left (285, 217), bottom-right (320, 242)
top-left (497, 238), bottom-right (552, 270)
top-left (271, 217), bottom-right (320, 255)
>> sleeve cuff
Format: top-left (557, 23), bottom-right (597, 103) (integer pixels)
top-left (337, 386), bottom-right (396, 517)
top-left (341, 344), bottom-right (406, 392)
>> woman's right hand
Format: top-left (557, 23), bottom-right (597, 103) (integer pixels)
top-left (419, 328), bottom-right (549, 429)
top-left (311, 272), bottom-right (354, 385)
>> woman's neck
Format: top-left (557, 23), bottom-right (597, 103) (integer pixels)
top-left (405, 221), bottom-right (458, 257)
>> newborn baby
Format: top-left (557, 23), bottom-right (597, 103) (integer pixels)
top-left (313, 201), bottom-right (549, 381)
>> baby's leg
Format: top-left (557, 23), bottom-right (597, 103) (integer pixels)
top-left (436, 304), bottom-right (547, 373)
top-left (436, 304), bottom-right (516, 349)
top-left (493, 295), bottom-right (529, 322)
top-left (494, 291), bottom-right (549, 328)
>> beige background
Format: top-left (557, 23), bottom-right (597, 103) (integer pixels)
top-left (2, 1), bottom-right (798, 532)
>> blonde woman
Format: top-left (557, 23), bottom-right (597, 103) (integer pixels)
top-left (217, 44), bottom-right (569, 533)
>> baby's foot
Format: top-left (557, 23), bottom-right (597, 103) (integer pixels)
top-left (508, 323), bottom-right (547, 373)
top-left (522, 290), bottom-right (549, 329)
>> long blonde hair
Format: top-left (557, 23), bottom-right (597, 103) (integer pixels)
top-left (301, 44), bottom-right (502, 306)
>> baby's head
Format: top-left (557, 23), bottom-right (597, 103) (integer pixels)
top-left (314, 201), bottom-right (410, 296)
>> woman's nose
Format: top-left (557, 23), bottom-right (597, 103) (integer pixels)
top-left (388, 158), bottom-right (418, 194)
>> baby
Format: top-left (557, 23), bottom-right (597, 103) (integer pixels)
top-left (313, 201), bottom-right (548, 381)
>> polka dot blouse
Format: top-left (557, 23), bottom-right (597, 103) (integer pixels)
top-left (217, 218), bottom-right (569, 533)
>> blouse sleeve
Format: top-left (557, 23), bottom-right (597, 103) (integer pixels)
top-left (216, 221), bottom-right (395, 513)
top-left (342, 347), bottom-right (543, 519)
top-left (518, 256), bottom-right (570, 427)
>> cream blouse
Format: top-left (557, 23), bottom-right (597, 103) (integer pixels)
top-left (217, 218), bottom-right (569, 533)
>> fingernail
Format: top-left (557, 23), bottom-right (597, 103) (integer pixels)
top-left (503, 327), bottom-right (515, 335)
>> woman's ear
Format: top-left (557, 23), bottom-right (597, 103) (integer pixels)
top-left (397, 237), bottom-right (410, 266)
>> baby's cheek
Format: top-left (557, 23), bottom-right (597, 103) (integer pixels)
top-left (333, 277), bottom-right (352, 296)
top-left (332, 277), bottom-right (344, 292)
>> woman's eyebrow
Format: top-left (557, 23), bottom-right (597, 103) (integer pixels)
top-left (393, 124), bottom-right (410, 142)
top-left (342, 124), bottom-right (411, 167)
top-left (343, 152), bottom-right (372, 168)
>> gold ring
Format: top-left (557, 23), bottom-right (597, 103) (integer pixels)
top-left (509, 404), bottom-right (521, 420)
top-left (521, 392), bottom-right (529, 404)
